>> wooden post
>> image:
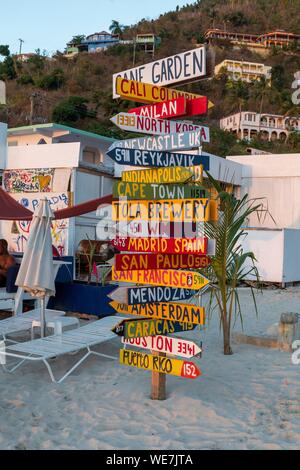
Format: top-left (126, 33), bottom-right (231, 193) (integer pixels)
top-left (278, 312), bottom-right (299, 352)
top-left (151, 351), bottom-right (166, 400)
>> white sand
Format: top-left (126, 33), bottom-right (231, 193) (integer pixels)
top-left (1, 286), bottom-right (300, 450)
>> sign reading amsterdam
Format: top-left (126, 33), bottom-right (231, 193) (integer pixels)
top-left (108, 286), bottom-right (199, 305)
top-left (110, 301), bottom-right (205, 325)
top-left (112, 317), bottom-right (197, 338)
top-left (122, 336), bottom-right (202, 359)
top-left (115, 253), bottom-right (211, 271)
top-left (112, 267), bottom-right (210, 290)
top-left (121, 167), bottom-right (203, 184)
top-left (113, 181), bottom-right (207, 200)
top-left (129, 96), bottom-right (208, 119)
top-left (110, 113), bottom-right (210, 141)
top-left (110, 237), bottom-right (208, 254)
top-left (120, 349), bottom-right (201, 379)
top-left (113, 46), bottom-right (207, 98)
top-left (107, 148), bottom-right (210, 168)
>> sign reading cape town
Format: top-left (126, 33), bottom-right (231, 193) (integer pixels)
top-left (122, 335), bottom-right (202, 359)
top-left (107, 148), bottom-right (210, 169)
top-left (112, 317), bottom-right (197, 339)
top-left (108, 286), bottom-right (199, 305)
top-left (128, 96), bottom-right (208, 119)
top-left (110, 113), bottom-right (210, 141)
top-left (112, 46), bottom-right (207, 98)
top-left (113, 181), bottom-right (207, 200)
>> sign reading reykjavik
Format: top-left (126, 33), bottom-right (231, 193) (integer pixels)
top-left (107, 148), bottom-right (210, 168)
top-left (128, 96), bottom-right (208, 119)
top-left (113, 46), bottom-right (207, 98)
top-left (122, 335), bottom-right (202, 359)
top-left (113, 181), bottom-right (207, 200)
top-left (110, 113), bottom-right (210, 142)
top-left (121, 167), bottom-right (203, 184)
top-left (110, 237), bottom-right (208, 254)
top-left (108, 286), bottom-right (199, 305)
top-left (115, 253), bottom-right (211, 271)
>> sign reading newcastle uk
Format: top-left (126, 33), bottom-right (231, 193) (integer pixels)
top-left (110, 301), bottom-right (205, 325)
top-left (113, 181), bottom-right (207, 200)
top-left (121, 167), bottom-right (203, 184)
top-left (110, 113), bottom-right (210, 141)
top-left (112, 317), bottom-right (197, 339)
top-left (115, 253), bottom-right (211, 271)
top-left (110, 237), bottom-right (208, 255)
top-left (112, 46), bottom-right (206, 98)
top-left (129, 96), bottom-right (208, 119)
top-left (122, 335), bottom-right (202, 359)
top-left (108, 286), bottom-right (199, 305)
top-left (108, 130), bottom-right (202, 152)
top-left (107, 148), bottom-right (210, 169)
top-left (120, 349), bottom-right (201, 379)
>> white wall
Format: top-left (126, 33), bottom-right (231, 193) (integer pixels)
top-left (7, 142), bottom-right (81, 169)
top-left (0, 122), bottom-right (7, 169)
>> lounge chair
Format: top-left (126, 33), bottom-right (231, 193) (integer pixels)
top-left (0, 315), bottom-right (123, 384)
top-left (0, 265), bottom-right (38, 313)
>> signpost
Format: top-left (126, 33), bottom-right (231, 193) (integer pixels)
top-left (108, 286), bottom-right (199, 305)
top-left (115, 253), bottom-right (211, 271)
top-left (107, 147), bottom-right (210, 168)
top-left (120, 349), bottom-right (201, 379)
top-left (122, 336), bottom-right (202, 359)
top-left (112, 317), bottom-right (197, 339)
top-left (110, 237), bottom-right (208, 255)
top-left (110, 113), bottom-right (210, 141)
top-left (113, 181), bottom-right (207, 200)
top-left (120, 166), bottom-right (203, 184)
top-left (109, 301), bottom-right (205, 325)
top-left (128, 96), bottom-right (208, 119)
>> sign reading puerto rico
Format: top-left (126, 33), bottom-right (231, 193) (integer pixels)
top-left (129, 96), bottom-right (208, 119)
top-left (110, 237), bottom-right (208, 254)
top-left (112, 267), bottom-right (210, 290)
top-left (110, 113), bottom-right (210, 141)
top-left (110, 301), bottom-right (205, 325)
top-left (115, 253), bottom-right (211, 271)
top-left (122, 336), bottom-right (202, 359)
top-left (113, 181), bottom-right (207, 200)
top-left (113, 46), bottom-right (206, 98)
top-left (107, 148), bottom-right (210, 168)
top-left (120, 349), bottom-right (201, 379)
top-left (121, 167), bottom-right (203, 184)
top-left (112, 317), bottom-right (197, 339)
top-left (108, 286), bottom-right (199, 305)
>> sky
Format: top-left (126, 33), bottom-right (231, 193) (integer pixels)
top-left (1, 0), bottom-right (191, 56)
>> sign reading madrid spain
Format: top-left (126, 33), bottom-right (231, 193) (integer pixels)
top-left (112, 46), bottom-right (206, 98)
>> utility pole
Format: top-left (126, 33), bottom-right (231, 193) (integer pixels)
top-left (18, 38), bottom-right (25, 55)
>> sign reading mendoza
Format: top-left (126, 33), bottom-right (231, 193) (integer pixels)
top-left (113, 46), bottom-right (206, 98)
top-left (113, 181), bottom-right (207, 200)
top-left (107, 148), bottom-right (210, 169)
top-left (108, 286), bottom-right (199, 305)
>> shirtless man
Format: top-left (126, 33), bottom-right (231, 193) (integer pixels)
top-left (0, 239), bottom-right (16, 287)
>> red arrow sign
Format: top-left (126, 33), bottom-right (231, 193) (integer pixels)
top-left (115, 253), bottom-right (211, 271)
top-left (180, 361), bottom-right (201, 379)
top-left (129, 96), bottom-right (208, 119)
top-left (110, 236), bottom-right (208, 255)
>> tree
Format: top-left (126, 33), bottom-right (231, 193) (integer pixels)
top-left (205, 174), bottom-right (261, 355)
top-left (37, 68), bottom-right (65, 90)
top-left (52, 96), bottom-right (88, 124)
top-left (225, 80), bottom-right (249, 138)
top-left (109, 20), bottom-right (125, 36)
top-left (271, 65), bottom-right (285, 91)
top-left (0, 45), bottom-right (10, 57)
top-left (71, 35), bottom-right (85, 45)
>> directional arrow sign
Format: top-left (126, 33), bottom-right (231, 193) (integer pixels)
top-left (110, 301), bottom-right (205, 325)
top-left (108, 286), bottom-right (199, 305)
top-left (120, 349), bottom-right (201, 379)
top-left (112, 267), bottom-right (210, 290)
top-left (128, 96), bottom-right (208, 119)
top-left (110, 237), bottom-right (208, 255)
top-left (115, 253), bottom-right (211, 271)
top-left (112, 317), bottom-right (197, 339)
top-left (113, 181), bottom-right (208, 200)
top-left (122, 335), bottom-right (202, 359)
top-left (107, 148), bottom-right (210, 169)
top-left (108, 130), bottom-right (202, 152)
top-left (121, 166), bottom-right (203, 184)
top-left (110, 113), bottom-right (210, 142)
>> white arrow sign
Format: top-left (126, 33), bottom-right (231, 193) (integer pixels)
top-left (122, 335), bottom-right (202, 359)
top-left (109, 130), bottom-right (202, 152)
top-left (110, 113), bottom-right (210, 142)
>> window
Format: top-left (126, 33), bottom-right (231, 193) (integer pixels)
top-left (82, 147), bottom-right (100, 165)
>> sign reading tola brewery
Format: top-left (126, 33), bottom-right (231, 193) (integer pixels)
top-left (110, 301), bottom-right (205, 325)
top-left (115, 253), bottom-right (211, 271)
top-left (120, 349), bottom-right (201, 379)
top-left (121, 166), bottom-right (203, 184)
top-left (113, 181), bottom-right (207, 200)
top-left (110, 237), bottom-right (208, 255)
top-left (109, 130), bottom-right (202, 152)
top-left (108, 286), bottom-right (199, 305)
top-left (112, 317), bottom-right (197, 339)
top-left (107, 148), bottom-right (210, 168)
top-left (110, 113), bottom-right (210, 141)
top-left (122, 335), bottom-right (202, 359)
top-left (113, 46), bottom-right (206, 98)
top-left (112, 267), bottom-right (210, 290)
top-left (129, 96), bottom-right (208, 119)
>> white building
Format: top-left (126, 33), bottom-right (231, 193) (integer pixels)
top-left (220, 111), bottom-right (300, 141)
top-left (215, 59), bottom-right (272, 83)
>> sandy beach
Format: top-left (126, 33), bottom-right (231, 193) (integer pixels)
top-left (1, 286), bottom-right (300, 450)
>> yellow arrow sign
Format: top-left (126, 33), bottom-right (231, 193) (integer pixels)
top-left (112, 267), bottom-right (210, 290)
top-left (121, 166), bottom-right (203, 184)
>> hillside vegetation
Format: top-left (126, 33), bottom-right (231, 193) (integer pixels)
top-left (1, 0), bottom-right (300, 155)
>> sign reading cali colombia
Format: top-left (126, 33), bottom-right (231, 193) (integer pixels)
top-left (112, 46), bottom-right (206, 98)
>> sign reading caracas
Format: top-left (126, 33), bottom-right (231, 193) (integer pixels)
top-left (113, 46), bottom-right (206, 98)
top-left (107, 148), bottom-right (210, 168)
top-left (113, 181), bottom-right (207, 200)
top-left (110, 113), bottom-right (210, 142)
top-left (121, 167), bottom-right (203, 184)
top-left (112, 317), bottom-right (197, 339)
top-left (110, 237), bottom-right (208, 255)
top-left (129, 96), bottom-right (208, 119)
top-left (120, 349), bottom-right (201, 379)
top-left (115, 253), bottom-right (211, 271)
top-left (108, 286), bottom-right (199, 305)
top-left (122, 335), bottom-right (202, 359)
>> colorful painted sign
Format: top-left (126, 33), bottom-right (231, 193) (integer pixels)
top-left (113, 181), bottom-right (207, 200)
top-left (110, 301), bottom-right (205, 325)
top-left (112, 199), bottom-right (211, 223)
top-left (110, 237), bottom-right (208, 255)
top-left (110, 113), bottom-right (210, 142)
top-left (112, 317), bottom-right (197, 338)
top-left (113, 46), bottom-right (207, 97)
top-left (122, 335), bottom-right (202, 359)
top-left (3, 169), bottom-right (54, 193)
top-left (121, 167), bottom-right (203, 184)
top-left (107, 148), bottom-right (210, 168)
top-left (108, 286), bottom-right (199, 305)
top-left (109, 129), bottom-right (202, 152)
top-left (129, 96), bottom-right (208, 119)
top-left (112, 267), bottom-right (210, 290)
top-left (115, 253), bottom-right (211, 271)
top-left (120, 349), bottom-right (201, 379)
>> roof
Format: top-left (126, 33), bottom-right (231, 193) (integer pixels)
top-left (8, 123), bottom-right (115, 143)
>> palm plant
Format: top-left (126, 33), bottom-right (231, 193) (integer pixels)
top-left (204, 174), bottom-right (262, 355)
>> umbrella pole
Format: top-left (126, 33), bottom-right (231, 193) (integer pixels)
top-left (41, 297), bottom-right (46, 338)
